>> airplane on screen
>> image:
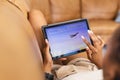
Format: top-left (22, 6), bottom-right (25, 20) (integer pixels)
top-left (70, 32), bottom-right (79, 38)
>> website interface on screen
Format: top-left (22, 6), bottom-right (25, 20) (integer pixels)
top-left (45, 20), bottom-right (91, 58)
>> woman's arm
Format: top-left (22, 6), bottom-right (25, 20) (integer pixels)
top-left (29, 9), bottom-right (54, 80)
top-left (29, 9), bottom-right (47, 50)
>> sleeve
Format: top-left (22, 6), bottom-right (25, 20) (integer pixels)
top-left (45, 73), bottom-right (54, 80)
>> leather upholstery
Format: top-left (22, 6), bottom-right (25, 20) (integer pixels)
top-left (0, 0), bottom-right (44, 80)
top-left (50, 0), bottom-right (81, 23)
top-left (36, 0), bottom-right (120, 42)
top-left (89, 20), bottom-right (120, 42)
top-left (33, 0), bottom-right (51, 23)
top-left (82, 0), bottom-right (118, 20)
top-left (119, 0), bottom-right (120, 11)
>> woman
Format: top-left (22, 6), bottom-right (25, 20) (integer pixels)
top-left (29, 10), bottom-right (120, 80)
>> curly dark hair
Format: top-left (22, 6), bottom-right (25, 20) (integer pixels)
top-left (109, 27), bottom-right (120, 80)
top-left (109, 27), bottom-right (120, 64)
top-left (110, 27), bottom-right (120, 64)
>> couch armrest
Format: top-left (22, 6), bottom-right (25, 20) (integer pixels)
top-left (0, 1), bottom-right (44, 80)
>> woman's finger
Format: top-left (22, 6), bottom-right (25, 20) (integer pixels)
top-left (59, 58), bottom-right (67, 61)
top-left (45, 39), bottom-right (50, 53)
top-left (88, 30), bottom-right (100, 47)
top-left (45, 39), bottom-right (52, 60)
top-left (86, 47), bottom-right (92, 61)
top-left (97, 36), bottom-right (105, 47)
top-left (81, 36), bottom-right (97, 54)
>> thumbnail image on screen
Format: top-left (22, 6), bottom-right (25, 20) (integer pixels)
top-left (45, 20), bottom-right (91, 58)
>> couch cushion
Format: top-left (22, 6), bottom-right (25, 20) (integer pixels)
top-left (0, 1), bottom-right (44, 80)
top-left (50, 0), bottom-right (81, 23)
top-left (6, 0), bottom-right (31, 17)
top-left (32, 0), bottom-right (51, 23)
top-left (7, 0), bottom-right (46, 18)
top-left (119, 0), bottom-right (120, 11)
top-left (89, 20), bottom-right (120, 42)
top-left (82, 0), bottom-right (119, 20)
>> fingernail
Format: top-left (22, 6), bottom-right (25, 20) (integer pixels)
top-left (88, 30), bottom-right (93, 34)
top-left (97, 35), bottom-right (101, 38)
top-left (81, 36), bottom-right (85, 39)
top-left (45, 39), bottom-right (47, 42)
top-left (45, 39), bottom-right (48, 43)
top-left (86, 47), bottom-right (89, 50)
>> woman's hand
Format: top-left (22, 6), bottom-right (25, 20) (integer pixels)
top-left (43, 39), bottom-right (67, 73)
top-left (82, 30), bottom-right (105, 69)
top-left (43, 39), bottom-right (53, 74)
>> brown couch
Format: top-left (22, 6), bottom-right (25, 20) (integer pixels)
top-left (38, 0), bottom-right (120, 42)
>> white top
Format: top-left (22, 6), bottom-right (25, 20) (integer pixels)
top-left (62, 70), bottom-right (103, 80)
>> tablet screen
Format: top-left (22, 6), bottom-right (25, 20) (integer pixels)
top-left (43, 19), bottom-right (91, 59)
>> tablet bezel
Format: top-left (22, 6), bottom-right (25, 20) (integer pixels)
top-left (42, 19), bottom-right (92, 60)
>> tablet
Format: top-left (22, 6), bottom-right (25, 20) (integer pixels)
top-left (42, 19), bottom-right (92, 59)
